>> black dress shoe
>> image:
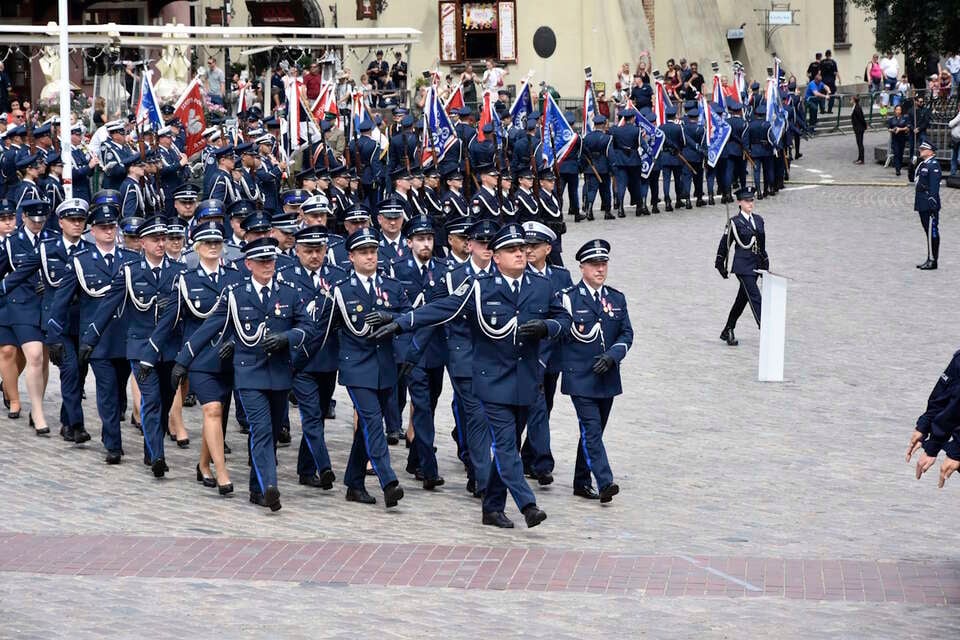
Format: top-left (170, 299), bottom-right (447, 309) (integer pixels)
top-left (684, 199), bottom-right (693, 210)
top-left (288, 390), bottom-right (299, 406)
top-left (616, 206), bottom-right (625, 218)
top-left (696, 198), bottom-right (706, 207)
top-left (365, 467), bottom-right (377, 476)
top-left (720, 327), bottom-right (739, 346)
top-left (466, 479), bottom-right (480, 497)
top-left (60, 425), bottom-right (75, 442)
top-left (151, 458), bottom-right (167, 478)
top-left (919, 260), bottom-right (938, 270)
top-left (182, 392), bottom-right (197, 408)
top-left (277, 428), bottom-right (291, 446)
top-left (386, 433), bottom-right (400, 445)
top-left (664, 200), bottom-right (674, 212)
top-left (422, 476), bottom-right (445, 490)
top-left (176, 438), bottom-right (189, 449)
top-left (603, 211), bottom-right (615, 220)
top-left (34, 426), bottom-right (50, 436)
top-left (318, 468), bottom-right (336, 490)
top-left (105, 451), bottom-right (122, 465)
top-left (586, 210), bottom-right (595, 221)
top-left (537, 473), bottom-right (554, 486)
top-left (651, 203), bottom-right (660, 213)
top-left (263, 485), bottom-right (281, 511)
top-left (73, 427), bottom-right (91, 444)
top-left (168, 432), bottom-right (177, 442)
top-left (345, 487), bottom-right (376, 504)
top-left (521, 505), bottom-right (547, 528)
top-left (196, 464), bottom-right (216, 487)
top-left (708, 195), bottom-right (716, 206)
top-left (574, 485), bottom-right (600, 500)
top-left (218, 483), bottom-right (234, 496)
top-left (599, 483), bottom-right (620, 503)
top-left (299, 474), bottom-right (324, 488)
top-left (482, 511), bottom-right (515, 528)
top-left (384, 481), bottom-right (404, 508)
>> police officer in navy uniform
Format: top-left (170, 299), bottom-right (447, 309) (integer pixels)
top-left (376, 197), bottom-right (408, 268)
top-left (118, 151), bottom-right (146, 220)
top-left (157, 126), bottom-right (189, 217)
top-left (277, 225), bottom-right (347, 490)
top-left (255, 133), bottom-right (283, 215)
top-left (723, 100), bottom-right (748, 202)
top-left (150, 220), bottom-right (242, 493)
top-left (385, 215), bottom-right (448, 489)
top-left (509, 117), bottom-right (540, 176)
top-left (374, 222), bottom-right (569, 528)
top-left (311, 227), bottom-right (408, 508)
top-left (610, 107), bottom-right (642, 217)
top-left (388, 114), bottom-right (419, 176)
top-left (659, 104), bottom-right (685, 212)
top-left (207, 145), bottom-right (240, 206)
top-left (99, 120), bottom-right (129, 191)
top-left (512, 167), bottom-right (540, 222)
top-left (173, 237), bottom-right (312, 510)
top-left (680, 103), bottom-right (706, 209)
top-left (470, 163), bottom-right (501, 221)
top-left (10, 152), bottom-right (44, 220)
top-left (348, 118), bottom-right (385, 210)
top-left (70, 122), bottom-right (97, 204)
top-left (714, 186), bottom-right (768, 346)
top-left (441, 169), bottom-right (469, 222)
top-left (563, 239), bottom-right (633, 503)
top-left (2, 198), bottom-right (92, 442)
top-left (81, 216), bottom-right (188, 477)
top-left (746, 104), bottom-right (773, 198)
top-left (583, 115), bottom-right (613, 220)
top-left (468, 123), bottom-right (497, 169)
top-left (906, 349), bottom-right (960, 486)
top-left (537, 167), bottom-right (566, 267)
top-left (914, 140), bottom-right (942, 270)
top-left (50, 202), bottom-right (137, 464)
top-left (519, 221), bottom-right (573, 484)
top-left (556, 112), bottom-right (584, 222)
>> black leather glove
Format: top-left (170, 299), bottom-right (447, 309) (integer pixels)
top-left (371, 321), bottom-right (401, 340)
top-left (717, 265), bottom-right (729, 279)
top-left (78, 343), bottom-right (93, 367)
top-left (517, 320), bottom-right (549, 340)
top-left (135, 362), bottom-right (154, 384)
top-left (759, 256), bottom-right (770, 271)
top-left (715, 257), bottom-right (729, 279)
top-left (592, 353), bottom-right (616, 374)
top-left (364, 311), bottom-right (393, 328)
top-left (261, 332), bottom-right (289, 355)
top-left (170, 363), bottom-right (188, 388)
top-left (218, 340), bottom-right (234, 361)
top-left (398, 361), bottom-right (415, 379)
top-left (48, 342), bottom-right (65, 367)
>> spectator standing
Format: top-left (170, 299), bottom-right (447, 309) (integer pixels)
top-left (866, 54), bottom-right (883, 98)
top-left (390, 52), bottom-right (408, 104)
top-left (634, 51), bottom-right (651, 85)
top-left (946, 51), bottom-right (960, 97)
top-left (820, 50), bottom-right (840, 113)
top-left (684, 62), bottom-right (704, 100)
top-left (850, 95), bottom-right (867, 164)
top-left (948, 104), bottom-right (960, 177)
top-left (92, 96), bottom-right (106, 129)
top-left (205, 57), bottom-right (225, 107)
top-left (879, 52), bottom-right (899, 110)
top-left (806, 52), bottom-right (822, 81)
top-left (304, 62), bottom-right (322, 101)
top-left (678, 58), bottom-right (691, 82)
top-left (481, 59), bottom-right (507, 92)
top-left (887, 104), bottom-right (910, 177)
top-left (366, 50), bottom-right (388, 106)
top-left (894, 74), bottom-right (911, 107)
top-left (618, 62), bottom-right (632, 91)
top-left (460, 62), bottom-right (478, 111)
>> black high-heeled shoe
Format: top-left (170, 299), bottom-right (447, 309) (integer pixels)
top-left (31, 414), bottom-right (49, 436)
top-left (218, 483), bottom-right (234, 496)
top-left (177, 438), bottom-right (190, 449)
top-left (195, 464), bottom-right (216, 487)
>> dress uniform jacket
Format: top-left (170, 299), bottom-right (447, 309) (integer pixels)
top-left (348, 135), bottom-right (384, 191)
top-left (377, 233), bottom-right (408, 265)
top-left (389, 255), bottom-right (449, 369)
top-left (717, 212), bottom-right (768, 275)
top-left (441, 190), bottom-right (469, 220)
top-left (10, 179), bottom-right (41, 222)
top-left (71, 144), bottom-right (94, 203)
top-left (681, 122), bottom-right (705, 165)
top-left (257, 155), bottom-right (283, 214)
top-left (514, 188), bottom-right (540, 222)
top-left (746, 119), bottom-right (773, 158)
top-left (0, 226), bottom-right (55, 327)
top-left (526, 264), bottom-right (574, 374)
top-left (583, 130), bottom-right (612, 175)
top-left (207, 168), bottom-right (240, 206)
top-left (119, 176), bottom-right (144, 219)
top-left (559, 282), bottom-right (633, 397)
top-left (471, 185), bottom-right (500, 220)
top-left (915, 156), bottom-right (942, 213)
top-left (660, 121), bottom-right (686, 166)
top-left (237, 167), bottom-right (263, 206)
top-left (158, 145), bottom-right (188, 215)
top-left (387, 131), bottom-right (418, 174)
top-left (100, 140), bottom-right (127, 190)
top-left (277, 261), bottom-right (347, 373)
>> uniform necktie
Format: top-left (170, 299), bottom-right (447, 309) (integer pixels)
top-left (311, 271), bottom-right (321, 289)
top-left (421, 264), bottom-right (428, 280)
top-left (210, 271), bottom-right (218, 285)
top-left (33, 235), bottom-right (40, 250)
top-left (512, 280), bottom-right (520, 296)
top-left (260, 285), bottom-right (270, 306)
top-left (67, 244), bottom-right (76, 256)
top-left (392, 241), bottom-right (399, 255)
top-left (152, 266), bottom-right (161, 281)
top-left (594, 291), bottom-right (601, 306)
top-left (105, 253), bottom-right (114, 272)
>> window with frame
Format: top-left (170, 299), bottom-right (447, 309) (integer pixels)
top-left (833, 0), bottom-right (849, 46)
top-left (438, 1), bottom-right (517, 65)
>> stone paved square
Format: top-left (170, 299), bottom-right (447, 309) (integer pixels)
top-left (3, 131), bottom-right (960, 637)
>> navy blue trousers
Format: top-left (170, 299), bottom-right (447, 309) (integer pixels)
top-left (520, 371), bottom-right (557, 476)
top-left (237, 388), bottom-right (287, 494)
top-left (727, 274), bottom-right (762, 330)
top-left (405, 365), bottom-right (443, 481)
top-left (293, 370), bottom-right (337, 477)
top-left (56, 334), bottom-right (84, 429)
top-left (584, 172), bottom-right (611, 211)
top-left (344, 386), bottom-right (398, 491)
top-left (132, 360), bottom-right (176, 464)
top-left (478, 400), bottom-right (537, 514)
top-left (572, 396), bottom-right (615, 490)
top-left (89, 357), bottom-right (129, 455)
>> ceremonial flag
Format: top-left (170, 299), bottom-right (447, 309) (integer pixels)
top-left (636, 111), bottom-right (665, 178)
top-left (477, 89), bottom-right (496, 142)
top-left (509, 78), bottom-right (533, 128)
top-left (135, 71), bottom-right (163, 130)
top-left (540, 92), bottom-right (578, 167)
top-left (766, 59), bottom-right (787, 145)
top-left (734, 68), bottom-right (747, 102)
top-left (700, 94), bottom-right (731, 168)
top-left (425, 86), bottom-right (458, 163)
top-left (444, 83), bottom-right (464, 114)
top-left (310, 82), bottom-right (339, 124)
top-left (653, 80), bottom-right (672, 126)
top-left (173, 76), bottom-right (206, 157)
top-left (583, 77), bottom-right (597, 133)
top-left (285, 76), bottom-right (303, 155)
top-left (712, 76), bottom-right (726, 114)
top-left (419, 113), bottom-right (435, 168)
top-left (617, 99), bottom-right (640, 126)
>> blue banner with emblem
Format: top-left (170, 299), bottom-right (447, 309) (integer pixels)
top-left (509, 80), bottom-right (533, 129)
top-left (705, 107), bottom-right (731, 168)
top-left (540, 92), bottom-right (578, 167)
top-left (636, 112), bottom-right (665, 178)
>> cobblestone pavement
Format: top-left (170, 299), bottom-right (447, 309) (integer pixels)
top-left (2, 130), bottom-right (959, 637)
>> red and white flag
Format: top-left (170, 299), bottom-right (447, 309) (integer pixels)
top-left (173, 77), bottom-right (206, 157)
top-left (444, 83), bottom-right (464, 114)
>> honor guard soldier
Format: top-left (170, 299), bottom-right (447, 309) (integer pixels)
top-left (680, 102), bottom-right (706, 209)
top-left (583, 115), bottom-right (613, 220)
top-left (236, 142), bottom-right (263, 207)
top-left (0, 199), bottom-right (57, 433)
top-left (441, 169), bottom-right (469, 221)
top-left (513, 167), bottom-right (540, 222)
top-left (714, 186), bottom-right (768, 346)
top-left (328, 203), bottom-right (371, 269)
top-left (349, 118), bottom-right (385, 210)
top-left (255, 133), bottom-right (283, 215)
top-left (659, 104), bottom-right (685, 212)
top-left (207, 145), bottom-right (240, 206)
top-left (119, 151), bottom-right (147, 220)
top-left (376, 197), bottom-right (408, 265)
top-left (99, 120), bottom-right (129, 191)
top-left (639, 106), bottom-right (663, 215)
top-left (164, 218), bottom-right (187, 262)
top-left (519, 221), bottom-right (573, 484)
top-left (172, 183), bottom-right (200, 225)
top-left (509, 117), bottom-right (540, 175)
top-left (200, 127), bottom-right (224, 195)
top-left (42, 152), bottom-right (66, 226)
top-left (1, 125), bottom-right (26, 198)
top-left (231, 209), bottom-right (274, 276)
top-left (722, 101), bottom-right (748, 202)
top-left (3, 198), bottom-right (93, 442)
top-left (70, 122), bottom-right (97, 204)
top-left (278, 225), bottom-right (346, 489)
top-left (746, 104), bottom-right (774, 197)
top-left (328, 162), bottom-right (356, 233)
top-left (385, 215), bottom-right (448, 489)
top-left (157, 126), bottom-right (189, 216)
top-left (149, 220), bottom-right (242, 494)
top-left (563, 239), bottom-right (633, 503)
top-left (142, 150), bottom-right (165, 215)
top-left (537, 167), bottom-right (566, 266)
top-left (372, 222), bottom-right (567, 528)
top-left (610, 107), bottom-right (643, 217)
top-left (389, 167), bottom-right (418, 218)
top-left (387, 114), bottom-right (418, 176)
top-left (10, 152), bottom-right (44, 220)
top-left (556, 112), bottom-right (584, 221)
top-left (468, 123), bottom-right (498, 168)
top-left (311, 227), bottom-right (409, 508)
top-left (914, 140), bottom-right (942, 270)
top-left (421, 167), bottom-right (446, 256)
top-left (51, 202), bottom-right (137, 463)
top-left (82, 216), bottom-right (187, 477)
top-left (173, 237), bottom-right (312, 511)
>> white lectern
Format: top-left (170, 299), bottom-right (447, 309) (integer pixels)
top-left (756, 270), bottom-right (787, 382)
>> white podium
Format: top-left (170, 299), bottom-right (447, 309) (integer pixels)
top-left (756, 270), bottom-right (787, 382)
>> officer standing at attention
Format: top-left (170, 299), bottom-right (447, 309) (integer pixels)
top-left (680, 102), bottom-right (706, 209)
top-left (69, 123), bottom-right (97, 204)
top-left (82, 216), bottom-right (188, 477)
top-left (722, 101), bottom-right (748, 202)
top-left (277, 225), bottom-right (346, 490)
top-left (714, 186), bottom-right (768, 346)
top-left (99, 120), bottom-right (129, 191)
top-left (373, 223), bottom-right (568, 528)
top-left (537, 167), bottom-right (566, 266)
top-left (914, 140), bottom-right (942, 270)
top-left (582, 115), bottom-right (613, 220)
top-left (556, 112), bottom-right (584, 222)
top-left (312, 227), bottom-right (409, 508)
top-left (563, 239), bottom-right (633, 503)
top-left (746, 104), bottom-right (773, 198)
top-left (609, 108), bottom-right (642, 217)
top-left (659, 104), bottom-right (685, 212)
top-left (49, 202), bottom-right (136, 464)
top-left (173, 237), bottom-right (311, 511)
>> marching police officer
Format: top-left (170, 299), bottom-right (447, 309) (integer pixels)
top-left (714, 186), bottom-right (768, 346)
top-left (348, 118), bottom-right (385, 210)
top-left (680, 102), bottom-right (706, 209)
top-left (207, 145), bottom-right (240, 206)
top-left (723, 101), bottom-right (748, 202)
top-left (119, 151), bottom-right (146, 220)
top-left (746, 104), bottom-right (773, 197)
top-left (99, 120), bottom-right (129, 191)
top-left (173, 236), bottom-right (312, 510)
top-left (70, 122), bottom-right (97, 204)
top-left (157, 126), bottom-right (189, 217)
top-left (537, 167), bottom-right (565, 266)
top-left (914, 140), bottom-right (942, 270)
top-left (583, 115), bottom-right (613, 220)
top-left (660, 104), bottom-right (685, 212)
top-left (610, 108), bottom-right (642, 217)
top-left (907, 349), bottom-right (960, 487)
top-left (564, 239), bottom-right (633, 503)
